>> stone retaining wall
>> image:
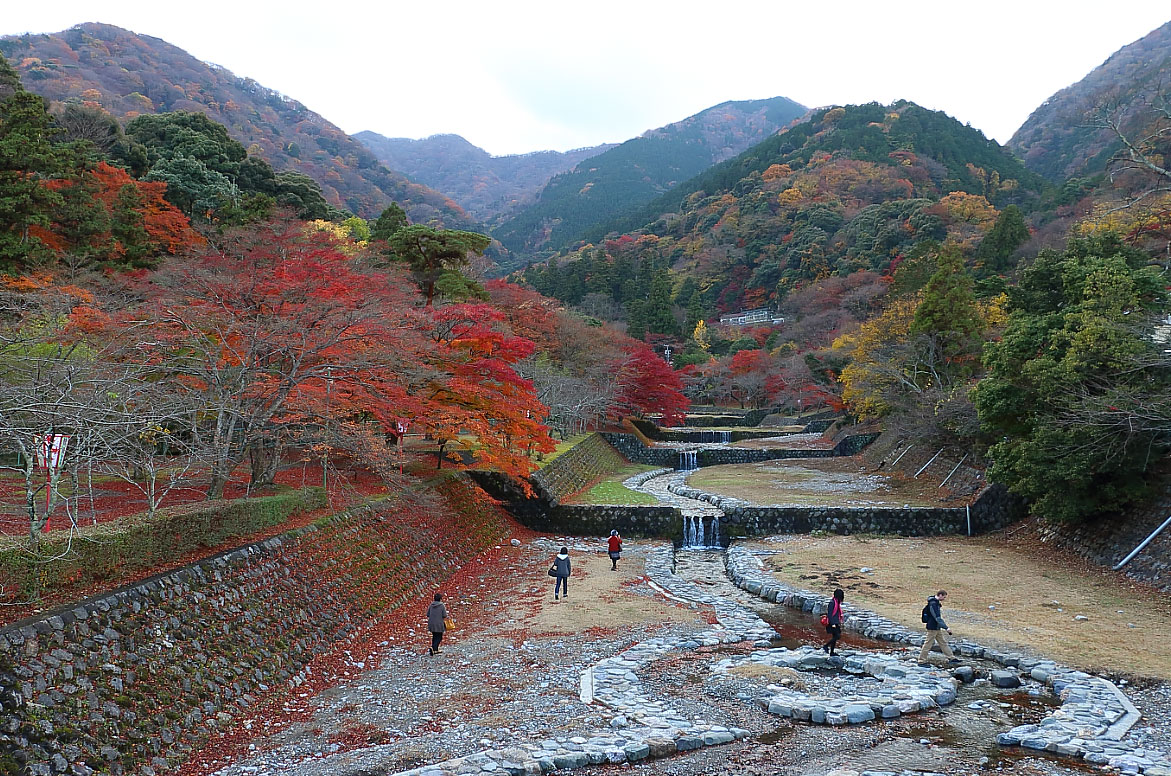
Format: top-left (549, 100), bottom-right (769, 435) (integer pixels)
top-left (0, 477), bottom-right (513, 776)
top-left (531, 433), bottom-right (630, 505)
top-left (598, 432), bottom-right (878, 469)
top-left (1036, 493), bottom-right (1171, 593)
top-left (668, 482), bottom-right (1021, 538)
top-left (521, 505), bottom-right (682, 539)
top-left (655, 429), bottom-right (782, 443)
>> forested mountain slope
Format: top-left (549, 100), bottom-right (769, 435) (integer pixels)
top-left (525, 101), bottom-right (1047, 325)
top-left (1008, 19), bottom-right (1171, 184)
top-left (354, 131), bottom-right (613, 223)
top-left (1, 22), bottom-right (476, 225)
top-left (490, 95), bottom-right (807, 267)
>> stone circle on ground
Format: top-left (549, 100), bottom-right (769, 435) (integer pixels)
top-left (712, 646), bottom-right (958, 725)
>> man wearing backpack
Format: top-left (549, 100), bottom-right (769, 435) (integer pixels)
top-left (918, 589), bottom-right (961, 666)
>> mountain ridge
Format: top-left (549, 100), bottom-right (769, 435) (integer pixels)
top-left (1, 22), bottom-right (476, 226)
top-left (488, 94), bottom-right (808, 267)
top-left (354, 131), bottom-right (614, 224)
top-left (1008, 19), bottom-right (1171, 184)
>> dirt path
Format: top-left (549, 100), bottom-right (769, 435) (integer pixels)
top-left (754, 533), bottom-right (1171, 679)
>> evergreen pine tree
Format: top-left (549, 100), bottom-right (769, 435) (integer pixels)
top-left (974, 205), bottom-right (1029, 275)
top-left (0, 90), bottom-right (64, 267)
top-left (910, 245), bottom-right (984, 385)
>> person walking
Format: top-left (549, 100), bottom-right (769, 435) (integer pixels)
top-left (427, 593), bottom-right (449, 656)
top-left (822, 588), bottom-right (845, 656)
top-left (552, 546), bottom-right (571, 601)
top-left (607, 530), bottom-right (623, 571)
top-left (918, 589), bottom-right (960, 666)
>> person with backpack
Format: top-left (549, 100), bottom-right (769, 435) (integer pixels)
top-left (919, 589), bottom-right (960, 665)
top-left (821, 588), bottom-right (845, 656)
top-left (551, 546), bottom-right (571, 601)
top-left (607, 530), bottom-right (623, 571)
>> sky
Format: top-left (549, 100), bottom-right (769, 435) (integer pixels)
top-left (2, 1), bottom-right (1170, 156)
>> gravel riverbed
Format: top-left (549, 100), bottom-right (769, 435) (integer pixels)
top-left (193, 538), bottom-right (1171, 776)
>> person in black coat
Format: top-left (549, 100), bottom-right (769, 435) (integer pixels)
top-left (427, 593), bottom-right (448, 655)
top-left (918, 589), bottom-right (960, 665)
top-left (552, 546), bottom-right (571, 601)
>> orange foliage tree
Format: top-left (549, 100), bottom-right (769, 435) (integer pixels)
top-left (82, 220), bottom-right (551, 497)
top-left (32, 161), bottom-right (201, 267)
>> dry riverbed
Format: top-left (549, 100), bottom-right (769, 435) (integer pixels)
top-left (688, 458), bottom-right (963, 508)
top-left (191, 531), bottom-right (1171, 776)
top-left (755, 533), bottom-right (1171, 679)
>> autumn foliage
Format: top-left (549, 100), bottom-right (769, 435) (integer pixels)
top-left (32, 161), bottom-right (201, 264)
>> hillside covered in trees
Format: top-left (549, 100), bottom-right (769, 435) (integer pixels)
top-left (0, 45), bottom-right (690, 548)
top-left (490, 96), bottom-right (807, 267)
top-left (1, 23), bottom-right (477, 226)
top-left (1009, 19), bottom-right (1171, 186)
top-left (354, 131), bottom-right (614, 224)
top-left (527, 102), bottom-right (1046, 323)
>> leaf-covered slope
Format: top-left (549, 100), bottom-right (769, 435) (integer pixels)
top-left (490, 96), bottom-right (807, 263)
top-left (1008, 20), bottom-right (1171, 183)
top-left (354, 131), bottom-right (614, 224)
top-left (1, 23), bottom-right (476, 225)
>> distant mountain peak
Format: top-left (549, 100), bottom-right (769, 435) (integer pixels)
top-left (488, 94), bottom-right (806, 265)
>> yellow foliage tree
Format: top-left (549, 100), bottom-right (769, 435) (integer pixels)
top-left (693, 320), bottom-right (711, 351)
top-left (762, 163), bottom-right (793, 181)
top-left (938, 191), bottom-right (998, 226)
top-left (832, 298), bottom-right (919, 419)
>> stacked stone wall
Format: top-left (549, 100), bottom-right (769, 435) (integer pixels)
top-left (531, 434), bottom-right (630, 505)
top-left (1036, 494), bottom-right (1171, 593)
top-left (599, 432), bottom-right (878, 468)
top-left (717, 484), bottom-right (1020, 538)
top-left (528, 505), bottom-right (683, 539)
top-left (0, 476), bottom-right (512, 776)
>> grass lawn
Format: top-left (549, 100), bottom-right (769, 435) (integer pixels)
top-left (688, 459), bottom-right (958, 508)
top-left (754, 534), bottom-right (1171, 679)
top-left (567, 464), bottom-right (661, 505)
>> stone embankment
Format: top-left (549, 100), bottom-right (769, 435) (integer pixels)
top-left (724, 545), bottom-right (1169, 775)
top-left (0, 478), bottom-right (513, 776)
top-left (666, 479), bottom-right (1022, 536)
top-left (600, 432), bottom-right (879, 468)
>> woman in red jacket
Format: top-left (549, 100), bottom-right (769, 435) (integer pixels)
top-left (607, 530), bottom-right (623, 571)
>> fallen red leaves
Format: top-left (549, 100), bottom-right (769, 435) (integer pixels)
top-left (177, 494), bottom-right (538, 776)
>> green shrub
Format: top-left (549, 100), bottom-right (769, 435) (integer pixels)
top-left (0, 488), bottom-right (327, 603)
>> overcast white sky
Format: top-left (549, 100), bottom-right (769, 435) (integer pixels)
top-left (3, 1), bottom-right (1169, 156)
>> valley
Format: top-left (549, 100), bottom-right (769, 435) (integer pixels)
top-left (1, 10), bottom-right (1171, 776)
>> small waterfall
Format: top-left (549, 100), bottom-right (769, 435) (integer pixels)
top-left (681, 515), bottom-right (722, 549)
top-left (677, 450), bottom-right (697, 470)
top-left (719, 431), bottom-right (731, 443)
